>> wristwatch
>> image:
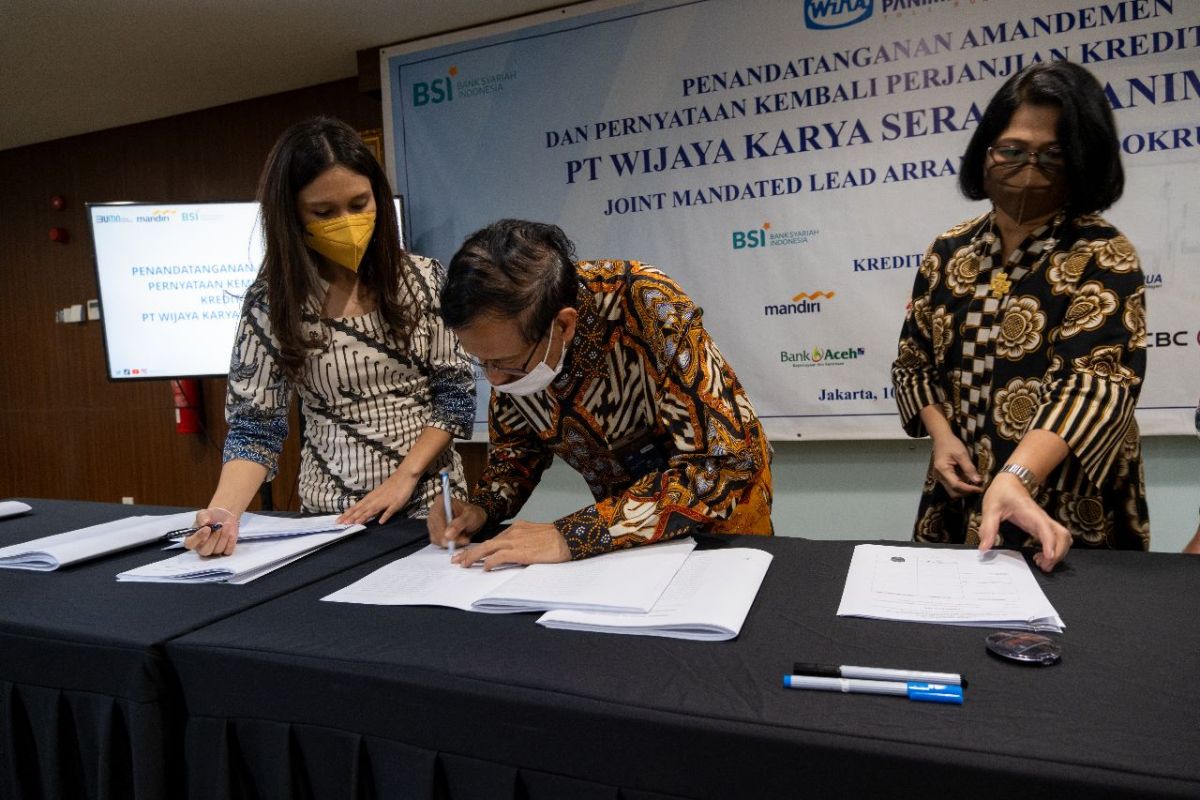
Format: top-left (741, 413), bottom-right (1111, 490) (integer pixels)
top-left (1000, 464), bottom-right (1039, 494)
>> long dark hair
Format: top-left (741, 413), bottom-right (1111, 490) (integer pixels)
top-left (441, 219), bottom-right (578, 343)
top-left (959, 61), bottom-right (1124, 217)
top-left (255, 116), bottom-right (417, 379)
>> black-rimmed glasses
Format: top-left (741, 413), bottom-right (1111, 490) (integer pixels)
top-left (987, 145), bottom-right (1066, 171)
top-left (469, 335), bottom-right (546, 378)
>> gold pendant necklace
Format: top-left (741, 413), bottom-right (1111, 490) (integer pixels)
top-left (989, 271), bottom-right (1012, 298)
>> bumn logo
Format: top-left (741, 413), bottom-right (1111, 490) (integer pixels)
top-left (804, 0), bottom-right (873, 30)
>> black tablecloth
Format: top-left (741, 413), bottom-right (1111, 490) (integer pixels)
top-left (167, 537), bottom-right (1200, 799)
top-left (0, 498), bottom-right (429, 800)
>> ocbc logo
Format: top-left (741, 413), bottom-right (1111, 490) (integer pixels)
top-left (1146, 331), bottom-right (1191, 347)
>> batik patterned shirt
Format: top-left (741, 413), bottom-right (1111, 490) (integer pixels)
top-left (470, 260), bottom-right (774, 559)
top-left (892, 211), bottom-right (1149, 550)
top-left (224, 256), bottom-right (475, 514)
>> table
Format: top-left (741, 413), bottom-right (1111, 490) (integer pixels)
top-left (0, 498), bottom-right (428, 800)
top-left (166, 537), bottom-right (1200, 799)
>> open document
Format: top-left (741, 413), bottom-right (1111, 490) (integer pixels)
top-left (116, 525), bottom-right (365, 584)
top-left (0, 512), bottom-right (197, 571)
top-left (0, 512), bottom-right (360, 571)
top-left (322, 537), bottom-right (696, 614)
top-left (537, 547), bottom-right (773, 641)
top-left (836, 544), bottom-right (1064, 632)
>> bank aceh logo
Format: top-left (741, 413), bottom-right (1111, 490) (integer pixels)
top-left (780, 345), bottom-right (866, 367)
top-left (804, 0), bottom-right (873, 30)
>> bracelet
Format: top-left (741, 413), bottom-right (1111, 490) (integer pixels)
top-left (999, 464), bottom-right (1039, 494)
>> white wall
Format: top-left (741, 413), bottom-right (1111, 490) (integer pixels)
top-left (512, 437), bottom-right (1200, 553)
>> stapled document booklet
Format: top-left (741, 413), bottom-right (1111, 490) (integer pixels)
top-left (0, 500), bottom-right (33, 520)
top-left (0, 512), bottom-right (361, 572)
top-left (536, 547), bottom-right (774, 641)
top-left (836, 544), bottom-right (1064, 632)
top-left (322, 537), bottom-right (697, 614)
top-left (116, 524), bottom-right (365, 584)
top-left (0, 512), bottom-right (197, 571)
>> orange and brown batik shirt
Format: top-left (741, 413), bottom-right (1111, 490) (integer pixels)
top-left (469, 259), bottom-right (774, 559)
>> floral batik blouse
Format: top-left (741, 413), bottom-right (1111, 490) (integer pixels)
top-left (892, 210), bottom-right (1149, 550)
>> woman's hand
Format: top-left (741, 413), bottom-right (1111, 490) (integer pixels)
top-left (930, 432), bottom-right (984, 498)
top-left (183, 506), bottom-right (239, 556)
top-left (979, 473), bottom-right (1072, 573)
top-left (338, 472), bottom-right (419, 525)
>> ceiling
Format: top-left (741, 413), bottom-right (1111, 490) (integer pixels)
top-left (0, 1), bottom-right (583, 152)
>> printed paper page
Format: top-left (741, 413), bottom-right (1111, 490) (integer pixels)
top-left (837, 545), bottom-right (1063, 631)
top-left (538, 548), bottom-right (773, 640)
top-left (474, 537), bottom-right (696, 613)
top-left (321, 544), bottom-right (521, 610)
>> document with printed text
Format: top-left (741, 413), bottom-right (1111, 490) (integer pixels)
top-left (537, 547), bottom-right (773, 641)
top-left (322, 537), bottom-right (697, 614)
top-left (837, 544), bottom-right (1064, 632)
top-left (116, 525), bottom-right (365, 584)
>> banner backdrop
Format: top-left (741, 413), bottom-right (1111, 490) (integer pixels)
top-left (383, 0), bottom-right (1200, 439)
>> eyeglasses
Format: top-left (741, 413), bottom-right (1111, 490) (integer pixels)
top-left (988, 145), bottom-right (1066, 171)
top-left (469, 335), bottom-right (546, 378)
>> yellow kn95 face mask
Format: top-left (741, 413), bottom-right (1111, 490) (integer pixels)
top-left (304, 211), bottom-right (376, 272)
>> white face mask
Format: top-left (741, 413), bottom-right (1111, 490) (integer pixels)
top-left (491, 328), bottom-right (565, 396)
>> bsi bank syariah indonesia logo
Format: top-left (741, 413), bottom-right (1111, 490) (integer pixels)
top-left (411, 65), bottom-right (518, 108)
top-left (804, 0), bottom-right (873, 30)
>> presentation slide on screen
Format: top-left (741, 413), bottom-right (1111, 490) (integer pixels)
top-left (383, 0), bottom-right (1200, 439)
top-left (89, 202), bottom-right (263, 380)
top-left (89, 199), bottom-right (405, 381)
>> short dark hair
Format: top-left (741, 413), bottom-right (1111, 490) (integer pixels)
top-left (959, 61), bottom-right (1124, 216)
top-left (441, 219), bottom-right (578, 342)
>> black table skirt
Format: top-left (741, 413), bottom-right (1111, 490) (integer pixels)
top-left (168, 537), bottom-right (1200, 799)
top-left (0, 498), bottom-right (429, 800)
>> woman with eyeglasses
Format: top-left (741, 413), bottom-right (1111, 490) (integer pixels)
top-left (891, 62), bottom-right (1149, 572)
top-left (184, 117), bottom-right (475, 556)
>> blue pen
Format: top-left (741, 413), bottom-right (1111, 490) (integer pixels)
top-left (783, 674), bottom-right (963, 704)
top-left (439, 469), bottom-right (454, 557)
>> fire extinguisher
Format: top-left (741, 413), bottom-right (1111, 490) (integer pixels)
top-left (172, 379), bottom-right (204, 434)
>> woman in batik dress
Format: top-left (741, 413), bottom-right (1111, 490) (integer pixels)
top-left (892, 62), bottom-right (1149, 572)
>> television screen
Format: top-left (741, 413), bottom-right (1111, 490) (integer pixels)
top-left (88, 198), bottom-right (406, 381)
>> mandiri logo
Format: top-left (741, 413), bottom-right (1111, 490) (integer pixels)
top-left (804, 0), bottom-right (873, 30)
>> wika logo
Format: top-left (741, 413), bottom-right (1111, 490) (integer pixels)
top-left (804, 0), bottom-right (873, 30)
top-left (764, 291), bottom-right (835, 316)
top-left (413, 66), bottom-right (457, 107)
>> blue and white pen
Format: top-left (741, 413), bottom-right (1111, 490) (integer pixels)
top-left (783, 674), bottom-right (963, 704)
top-left (439, 469), bottom-right (455, 558)
top-left (794, 662), bottom-right (965, 687)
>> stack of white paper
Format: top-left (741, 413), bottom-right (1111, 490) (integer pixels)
top-left (163, 513), bottom-right (358, 548)
top-left (836, 544), bottom-right (1065, 632)
top-left (322, 538), bottom-right (775, 641)
top-left (322, 537), bottom-right (697, 614)
top-left (537, 548), bottom-right (774, 641)
top-left (0, 512), bottom-right (197, 571)
top-left (0, 500), bottom-right (33, 520)
top-left (117, 524), bottom-right (365, 585)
